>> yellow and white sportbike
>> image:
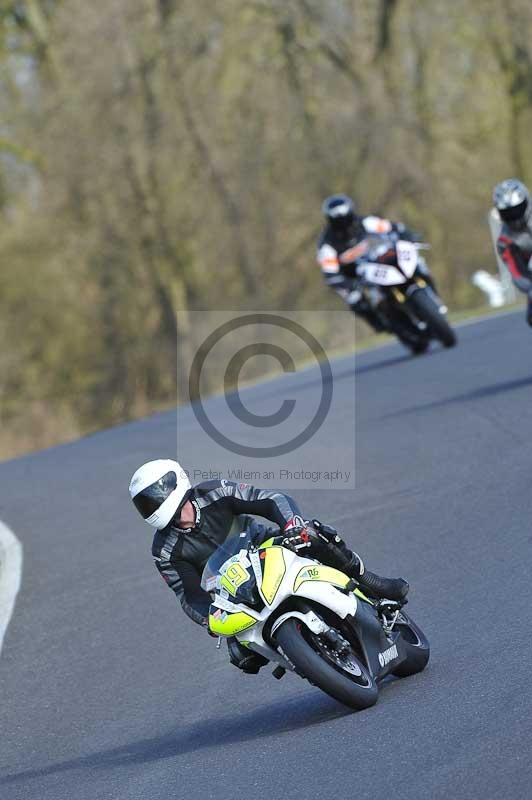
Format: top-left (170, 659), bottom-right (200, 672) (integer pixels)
top-left (201, 531), bottom-right (429, 710)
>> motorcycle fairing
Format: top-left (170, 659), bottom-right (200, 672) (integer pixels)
top-left (360, 262), bottom-right (407, 285)
top-left (359, 239), bottom-right (420, 286)
top-left (293, 564), bottom-right (350, 593)
top-left (209, 608), bottom-right (259, 636)
top-left (260, 546), bottom-right (286, 604)
top-left (207, 546), bottom-right (356, 644)
top-left (345, 599), bottom-right (409, 680)
top-left (205, 541), bottom-right (407, 679)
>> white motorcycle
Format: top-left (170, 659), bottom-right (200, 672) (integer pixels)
top-left (357, 237), bottom-right (456, 352)
top-left (201, 530), bottom-right (430, 710)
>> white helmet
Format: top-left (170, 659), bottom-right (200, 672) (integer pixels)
top-left (129, 459), bottom-right (191, 529)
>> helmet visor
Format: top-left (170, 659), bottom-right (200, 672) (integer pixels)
top-left (132, 471), bottom-right (177, 519)
top-left (330, 211), bottom-right (354, 230)
top-left (499, 200), bottom-right (528, 223)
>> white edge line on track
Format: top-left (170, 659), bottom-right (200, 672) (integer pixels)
top-left (0, 520), bottom-right (23, 656)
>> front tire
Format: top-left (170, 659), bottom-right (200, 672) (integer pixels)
top-left (384, 302), bottom-right (430, 355)
top-left (274, 619), bottom-right (378, 710)
top-left (409, 289), bottom-right (456, 348)
top-left (396, 330), bottom-right (430, 355)
top-left (392, 612), bottom-right (430, 678)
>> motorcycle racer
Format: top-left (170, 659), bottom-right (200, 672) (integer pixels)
top-left (129, 459), bottom-right (409, 674)
top-left (317, 194), bottom-right (422, 331)
top-left (493, 178), bottom-right (532, 325)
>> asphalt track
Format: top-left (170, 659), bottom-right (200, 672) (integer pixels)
top-left (2, 309), bottom-right (532, 800)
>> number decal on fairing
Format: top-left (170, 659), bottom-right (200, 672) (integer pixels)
top-left (226, 563), bottom-right (249, 586)
top-left (220, 562), bottom-right (250, 596)
top-left (362, 263), bottom-right (404, 285)
top-left (396, 241), bottom-right (418, 276)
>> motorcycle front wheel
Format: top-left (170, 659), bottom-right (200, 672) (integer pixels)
top-left (396, 330), bottom-right (430, 355)
top-left (274, 618), bottom-right (378, 710)
top-left (409, 288), bottom-right (456, 348)
top-left (383, 302), bottom-right (430, 355)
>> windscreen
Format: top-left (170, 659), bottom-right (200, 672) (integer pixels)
top-left (200, 531), bottom-right (256, 592)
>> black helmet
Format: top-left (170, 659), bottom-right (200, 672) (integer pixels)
top-left (322, 194), bottom-right (356, 232)
top-left (493, 179), bottom-right (530, 227)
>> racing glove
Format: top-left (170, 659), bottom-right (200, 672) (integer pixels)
top-left (281, 517), bottom-right (364, 576)
top-left (281, 516), bottom-right (314, 553)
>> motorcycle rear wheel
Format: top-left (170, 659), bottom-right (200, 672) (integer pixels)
top-left (392, 611), bottom-right (430, 678)
top-left (275, 618), bottom-right (378, 710)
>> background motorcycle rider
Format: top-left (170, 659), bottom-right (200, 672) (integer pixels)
top-left (317, 194), bottom-right (432, 331)
top-left (492, 178), bottom-right (532, 325)
top-left (129, 459), bottom-right (409, 674)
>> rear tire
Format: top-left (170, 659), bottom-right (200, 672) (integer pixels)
top-left (410, 289), bottom-right (456, 348)
top-left (274, 619), bottom-right (378, 710)
top-left (392, 612), bottom-right (430, 678)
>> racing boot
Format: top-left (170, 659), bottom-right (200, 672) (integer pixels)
top-left (312, 520), bottom-right (409, 602)
top-left (227, 637), bottom-right (268, 674)
top-left (354, 568), bottom-right (409, 602)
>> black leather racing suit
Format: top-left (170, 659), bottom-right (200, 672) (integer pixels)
top-left (317, 215), bottom-right (419, 329)
top-left (496, 217), bottom-right (532, 324)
